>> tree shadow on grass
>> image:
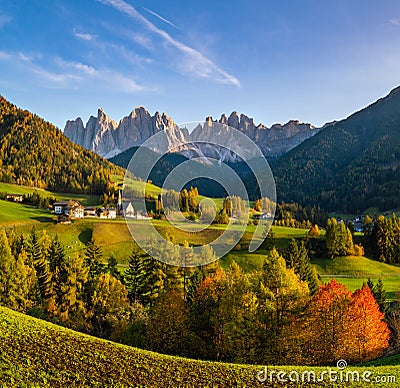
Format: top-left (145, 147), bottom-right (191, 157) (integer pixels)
top-left (78, 227), bottom-right (93, 246)
top-left (30, 216), bottom-right (54, 223)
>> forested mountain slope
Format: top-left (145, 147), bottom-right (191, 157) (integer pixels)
top-left (273, 87), bottom-right (400, 212)
top-left (0, 96), bottom-right (122, 194)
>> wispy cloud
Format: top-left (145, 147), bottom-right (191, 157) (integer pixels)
top-left (0, 50), bottom-right (145, 92)
top-left (74, 31), bottom-right (97, 41)
top-left (0, 50), bottom-right (12, 60)
top-left (144, 7), bottom-right (178, 29)
top-left (97, 0), bottom-right (240, 86)
top-left (56, 58), bottom-right (145, 92)
top-left (0, 14), bottom-right (11, 28)
top-left (390, 18), bottom-right (400, 26)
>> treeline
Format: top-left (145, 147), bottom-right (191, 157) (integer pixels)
top-left (154, 189), bottom-right (251, 225)
top-left (0, 229), bottom-right (391, 366)
top-left (274, 202), bottom-right (329, 228)
top-left (0, 96), bottom-right (122, 194)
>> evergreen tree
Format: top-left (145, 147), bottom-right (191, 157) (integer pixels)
top-left (285, 238), bottom-right (299, 269)
top-left (84, 237), bottom-right (104, 280)
top-left (107, 255), bottom-right (124, 284)
top-left (28, 229), bottom-right (55, 314)
top-left (186, 267), bottom-right (206, 304)
top-left (367, 278), bottom-right (388, 314)
top-left (366, 278), bottom-right (375, 293)
top-left (83, 237), bottom-right (104, 310)
top-left (285, 238), bottom-right (319, 295)
top-left (262, 230), bottom-right (276, 250)
top-left (125, 245), bottom-right (165, 307)
top-left (125, 245), bottom-right (147, 303)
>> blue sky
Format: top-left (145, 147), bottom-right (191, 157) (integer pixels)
top-left (1, 0), bottom-right (400, 129)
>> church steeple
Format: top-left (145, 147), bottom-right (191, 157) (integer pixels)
top-left (118, 189), bottom-right (122, 213)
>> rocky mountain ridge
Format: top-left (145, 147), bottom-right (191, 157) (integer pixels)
top-left (64, 107), bottom-right (320, 161)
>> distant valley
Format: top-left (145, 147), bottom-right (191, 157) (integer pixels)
top-left (64, 87), bottom-right (400, 213)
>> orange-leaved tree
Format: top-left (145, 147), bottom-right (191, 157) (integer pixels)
top-left (342, 285), bottom-right (390, 363)
top-left (294, 279), bottom-right (390, 365)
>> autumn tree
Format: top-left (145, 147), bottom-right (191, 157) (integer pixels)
top-left (0, 231), bottom-right (32, 311)
top-left (146, 289), bottom-right (191, 356)
top-left (8, 249), bottom-right (31, 312)
top-left (294, 280), bottom-right (389, 365)
top-left (343, 285), bottom-right (390, 363)
top-left (91, 273), bottom-right (132, 341)
top-left (190, 267), bottom-right (227, 360)
top-left (216, 262), bottom-right (260, 363)
top-left (257, 248), bottom-right (309, 364)
top-left (0, 230), bottom-right (15, 307)
top-left (58, 254), bottom-right (89, 330)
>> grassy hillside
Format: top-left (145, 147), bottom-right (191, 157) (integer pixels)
top-left (312, 256), bottom-right (400, 301)
top-left (0, 199), bottom-right (54, 225)
top-left (1, 306), bottom-right (398, 387)
top-left (0, 182), bottom-right (99, 205)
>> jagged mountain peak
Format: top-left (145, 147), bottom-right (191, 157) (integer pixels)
top-left (64, 107), bottom-right (320, 160)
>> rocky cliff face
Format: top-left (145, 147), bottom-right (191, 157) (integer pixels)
top-left (64, 108), bottom-right (320, 161)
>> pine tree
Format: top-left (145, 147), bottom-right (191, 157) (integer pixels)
top-left (28, 229), bottom-right (55, 314)
top-left (186, 267), bottom-right (206, 304)
top-left (83, 237), bottom-right (104, 309)
top-left (285, 238), bottom-right (300, 269)
top-left (367, 278), bottom-right (375, 293)
top-left (285, 239), bottom-right (319, 295)
top-left (374, 279), bottom-right (388, 314)
top-left (125, 245), bottom-right (165, 307)
top-left (367, 278), bottom-right (388, 314)
top-left (125, 245), bottom-right (147, 303)
top-left (262, 230), bottom-right (276, 250)
top-left (84, 237), bottom-right (104, 280)
top-left (107, 254), bottom-right (124, 284)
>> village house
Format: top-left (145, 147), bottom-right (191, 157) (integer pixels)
top-left (70, 203), bottom-right (84, 218)
top-left (54, 201), bottom-right (71, 215)
top-left (84, 207), bottom-right (97, 217)
top-left (97, 208), bottom-right (117, 219)
top-left (6, 194), bottom-right (23, 202)
top-left (54, 200), bottom-right (83, 218)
